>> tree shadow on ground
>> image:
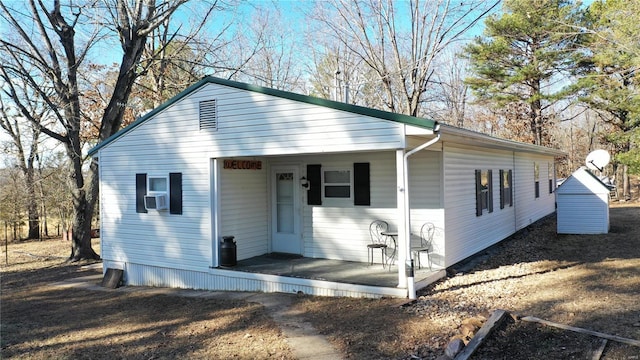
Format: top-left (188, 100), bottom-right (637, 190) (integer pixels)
top-left (1, 261), bottom-right (294, 360)
top-left (445, 206), bottom-right (640, 275)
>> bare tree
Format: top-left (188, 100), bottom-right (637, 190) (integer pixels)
top-left (310, 0), bottom-right (499, 116)
top-left (430, 48), bottom-right (469, 127)
top-left (137, 1), bottom-right (242, 107)
top-left (0, 78), bottom-right (45, 240)
top-left (0, 165), bottom-right (26, 241)
top-left (308, 43), bottom-right (376, 106)
top-left (0, 0), bottom-right (208, 260)
top-left (226, 3), bottom-right (307, 92)
top-left (550, 107), bottom-right (615, 180)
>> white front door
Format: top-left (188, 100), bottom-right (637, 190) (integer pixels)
top-left (271, 166), bottom-right (302, 254)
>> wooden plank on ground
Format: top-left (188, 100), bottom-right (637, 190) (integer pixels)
top-left (521, 316), bottom-right (640, 347)
top-left (591, 339), bottom-right (607, 360)
top-left (454, 309), bottom-right (509, 360)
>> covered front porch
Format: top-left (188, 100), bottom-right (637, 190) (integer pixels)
top-left (224, 254), bottom-right (446, 298)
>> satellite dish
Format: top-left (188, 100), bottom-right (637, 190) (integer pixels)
top-left (585, 149), bottom-right (610, 172)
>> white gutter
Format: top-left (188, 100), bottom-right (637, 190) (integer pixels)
top-left (400, 124), bottom-right (441, 299)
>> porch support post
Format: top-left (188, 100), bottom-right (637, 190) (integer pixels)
top-left (402, 128), bottom-right (441, 299)
top-left (211, 158), bottom-right (220, 267)
top-left (396, 149), bottom-right (408, 288)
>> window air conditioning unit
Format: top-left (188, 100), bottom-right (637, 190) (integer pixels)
top-left (144, 194), bottom-right (167, 210)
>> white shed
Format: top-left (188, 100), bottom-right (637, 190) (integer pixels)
top-left (556, 167), bottom-right (610, 234)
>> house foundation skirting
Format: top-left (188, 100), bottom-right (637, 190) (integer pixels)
top-left (107, 261), bottom-right (417, 298)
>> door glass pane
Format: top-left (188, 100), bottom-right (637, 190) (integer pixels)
top-left (276, 172), bottom-right (294, 233)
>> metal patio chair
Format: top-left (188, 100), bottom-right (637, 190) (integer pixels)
top-left (411, 222), bottom-right (434, 269)
top-left (368, 220), bottom-right (389, 268)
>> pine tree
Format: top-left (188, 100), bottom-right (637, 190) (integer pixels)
top-left (575, 0), bottom-right (640, 199)
top-left (463, 0), bottom-right (583, 145)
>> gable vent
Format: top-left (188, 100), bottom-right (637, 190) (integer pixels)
top-left (199, 99), bottom-right (217, 130)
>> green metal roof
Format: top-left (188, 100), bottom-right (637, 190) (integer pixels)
top-left (88, 76), bottom-right (438, 156)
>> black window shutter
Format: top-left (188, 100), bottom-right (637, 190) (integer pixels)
top-left (549, 178), bottom-right (553, 194)
top-left (169, 172), bottom-right (182, 215)
top-left (136, 173), bottom-right (148, 213)
top-left (475, 170), bottom-right (482, 216)
top-left (307, 164), bottom-right (322, 205)
top-left (499, 169), bottom-right (505, 209)
top-left (353, 162), bottom-right (370, 206)
top-left (488, 169), bottom-right (493, 213)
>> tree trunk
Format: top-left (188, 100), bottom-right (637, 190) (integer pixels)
top-left (67, 129), bottom-right (100, 261)
top-left (531, 80), bottom-right (543, 146)
top-left (27, 200), bottom-right (39, 240)
top-left (41, 187), bottom-right (49, 237)
top-left (69, 204), bottom-right (99, 261)
top-left (622, 164), bottom-right (631, 201)
top-left (68, 192), bottom-right (100, 261)
top-left (26, 166), bottom-right (39, 239)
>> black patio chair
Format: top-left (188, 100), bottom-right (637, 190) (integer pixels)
top-left (411, 222), bottom-right (434, 269)
top-left (368, 220), bottom-right (389, 268)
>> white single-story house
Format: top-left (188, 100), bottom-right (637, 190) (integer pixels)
top-left (88, 76), bottom-right (564, 298)
top-left (556, 166), bottom-right (611, 234)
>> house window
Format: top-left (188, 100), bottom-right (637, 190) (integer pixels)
top-left (148, 176), bottom-right (168, 194)
top-left (307, 163), bottom-right (370, 206)
top-left (323, 169), bottom-right (351, 198)
top-left (136, 173), bottom-right (182, 214)
top-left (500, 169), bottom-right (513, 209)
top-left (475, 169), bottom-right (493, 216)
top-left (534, 162), bottom-right (540, 198)
top-left (548, 162), bottom-right (554, 194)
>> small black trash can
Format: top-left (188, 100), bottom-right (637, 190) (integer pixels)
top-left (220, 236), bottom-right (237, 267)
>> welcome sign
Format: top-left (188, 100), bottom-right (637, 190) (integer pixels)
top-left (223, 159), bottom-right (262, 170)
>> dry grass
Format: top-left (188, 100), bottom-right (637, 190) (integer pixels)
top-left (292, 204), bottom-right (640, 359)
top-left (1, 203), bottom-right (639, 359)
top-left (1, 240), bottom-right (293, 359)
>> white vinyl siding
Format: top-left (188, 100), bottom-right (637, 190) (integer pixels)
top-left (99, 155), bottom-right (211, 272)
top-left (556, 168), bottom-right (610, 234)
top-left (408, 148), bottom-right (445, 267)
top-left (442, 144), bottom-right (516, 267)
top-left (218, 159), bottom-right (268, 260)
top-left (100, 82), bottom-right (406, 159)
top-left (282, 152), bottom-right (399, 262)
top-left (514, 155), bottom-right (557, 230)
top-left (557, 194), bottom-right (608, 234)
top-left (274, 150), bottom-right (444, 264)
top-left (442, 145), bottom-right (557, 266)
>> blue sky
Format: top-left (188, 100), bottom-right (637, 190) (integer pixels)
top-left (94, 0), bottom-right (495, 65)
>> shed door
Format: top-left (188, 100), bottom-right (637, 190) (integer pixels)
top-left (271, 166), bottom-right (302, 254)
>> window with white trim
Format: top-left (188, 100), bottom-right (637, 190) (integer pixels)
top-left (548, 162), bottom-right (554, 194)
top-left (500, 169), bottom-right (513, 208)
top-left (534, 162), bottom-right (540, 198)
top-left (148, 176), bottom-right (168, 195)
top-left (475, 169), bottom-right (493, 216)
top-left (323, 169), bottom-right (351, 199)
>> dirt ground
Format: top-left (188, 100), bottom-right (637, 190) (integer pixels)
top-left (1, 203), bottom-right (639, 359)
top-left (292, 204), bottom-right (640, 359)
top-left (0, 241), bottom-right (294, 360)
